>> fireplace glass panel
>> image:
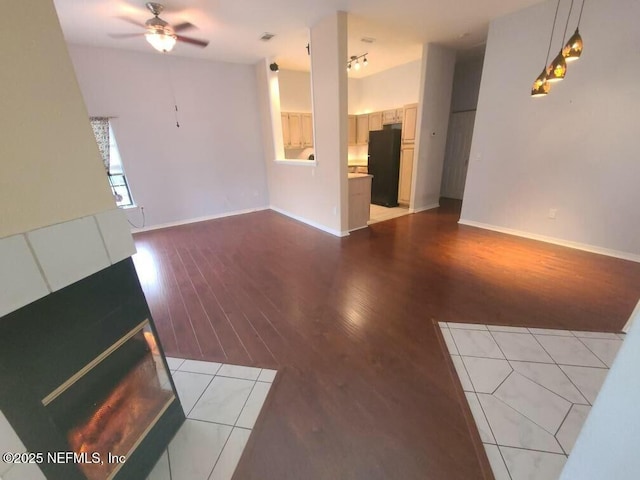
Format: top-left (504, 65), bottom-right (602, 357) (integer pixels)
top-left (45, 321), bottom-right (174, 480)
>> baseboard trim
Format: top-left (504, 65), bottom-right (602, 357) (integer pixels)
top-left (269, 206), bottom-right (349, 237)
top-left (130, 206), bottom-right (270, 233)
top-left (458, 219), bottom-right (640, 263)
top-left (410, 202), bottom-right (440, 214)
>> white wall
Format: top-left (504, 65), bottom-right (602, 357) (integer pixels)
top-left (0, 1), bottom-right (115, 239)
top-left (256, 12), bottom-right (348, 236)
top-left (560, 302), bottom-right (640, 479)
top-left (460, 0), bottom-right (640, 259)
top-left (69, 45), bottom-right (269, 229)
top-left (411, 44), bottom-right (456, 211)
top-left (451, 55), bottom-right (485, 112)
top-left (350, 60), bottom-right (422, 114)
top-left (278, 69), bottom-right (313, 112)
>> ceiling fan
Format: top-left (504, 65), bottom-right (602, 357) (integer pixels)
top-left (111, 2), bottom-right (209, 53)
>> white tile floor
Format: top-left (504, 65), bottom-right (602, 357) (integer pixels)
top-left (439, 322), bottom-right (625, 480)
top-left (147, 358), bottom-right (277, 480)
top-left (368, 204), bottom-right (410, 224)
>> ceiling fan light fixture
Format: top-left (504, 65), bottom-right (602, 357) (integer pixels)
top-left (562, 28), bottom-right (583, 62)
top-left (145, 30), bottom-right (177, 52)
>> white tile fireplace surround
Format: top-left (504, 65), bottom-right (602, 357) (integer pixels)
top-left (440, 322), bottom-right (625, 480)
top-left (0, 208), bottom-right (135, 318)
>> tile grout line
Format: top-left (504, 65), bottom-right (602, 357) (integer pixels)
top-left (184, 374), bottom-right (216, 418)
top-left (572, 336), bottom-right (611, 368)
top-left (470, 390), bottom-right (499, 446)
top-left (530, 335), bottom-right (598, 405)
top-left (485, 329), bottom-right (587, 439)
top-left (505, 359), bottom-right (589, 406)
top-left (490, 369), bottom-right (514, 396)
top-left (206, 425), bottom-right (236, 480)
top-left (233, 379), bottom-right (260, 428)
top-left (553, 405), bottom-right (574, 456)
top-left (490, 443), bottom-right (514, 480)
top-left (497, 443), bottom-right (568, 457)
top-left (167, 448), bottom-right (173, 480)
top-left (475, 379), bottom-right (565, 449)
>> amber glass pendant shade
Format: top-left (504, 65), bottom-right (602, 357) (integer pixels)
top-left (562, 28), bottom-right (583, 62)
top-left (531, 68), bottom-right (551, 97)
top-left (547, 52), bottom-right (567, 82)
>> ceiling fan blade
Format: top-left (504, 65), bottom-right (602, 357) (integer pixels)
top-left (116, 16), bottom-right (146, 28)
top-left (172, 22), bottom-right (196, 32)
top-left (108, 32), bottom-right (145, 39)
top-left (176, 34), bottom-right (209, 48)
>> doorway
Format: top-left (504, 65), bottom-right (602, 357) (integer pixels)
top-left (440, 110), bottom-right (475, 200)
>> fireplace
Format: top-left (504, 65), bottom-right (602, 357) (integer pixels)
top-left (0, 259), bottom-right (184, 480)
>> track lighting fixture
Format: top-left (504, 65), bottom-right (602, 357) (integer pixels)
top-left (347, 53), bottom-right (368, 73)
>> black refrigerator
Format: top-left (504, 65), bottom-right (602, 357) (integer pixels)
top-left (368, 129), bottom-right (402, 207)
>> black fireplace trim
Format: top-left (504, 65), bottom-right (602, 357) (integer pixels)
top-left (0, 258), bottom-right (185, 480)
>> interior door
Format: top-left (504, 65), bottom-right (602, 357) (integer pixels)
top-left (441, 110), bottom-right (476, 199)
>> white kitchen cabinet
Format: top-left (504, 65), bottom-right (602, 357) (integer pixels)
top-left (382, 108), bottom-right (403, 125)
top-left (282, 112), bottom-right (312, 149)
top-left (288, 113), bottom-right (302, 148)
top-left (348, 174), bottom-right (372, 231)
top-left (369, 112), bottom-right (383, 131)
top-left (356, 114), bottom-right (369, 145)
top-left (302, 113), bottom-right (313, 147)
top-left (281, 113), bottom-right (291, 148)
top-left (348, 115), bottom-right (357, 146)
top-left (402, 103), bottom-right (418, 144)
top-left (398, 147), bottom-right (414, 205)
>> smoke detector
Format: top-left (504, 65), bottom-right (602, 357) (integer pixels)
top-left (260, 32), bottom-right (276, 41)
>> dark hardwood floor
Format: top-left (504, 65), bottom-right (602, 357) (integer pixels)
top-left (133, 199), bottom-right (640, 480)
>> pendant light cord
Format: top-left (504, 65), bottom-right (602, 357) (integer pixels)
top-left (545, 0), bottom-right (562, 65)
top-left (577, 0), bottom-right (586, 27)
top-left (561, 0), bottom-right (575, 43)
top-left (163, 53), bottom-right (180, 128)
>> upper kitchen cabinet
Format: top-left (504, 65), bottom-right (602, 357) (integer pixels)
top-left (356, 114), bottom-right (369, 145)
top-left (282, 112), bottom-right (312, 149)
top-left (369, 112), bottom-right (383, 132)
top-left (382, 108), bottom-right (403, 125)
top-left (401, 103), bottom-right (418, 144)
top-left (281, 113), bottom-right (291, 148)
top-left (301, 113), bottom-right (313, 148)
top-left (348, 115), bottom-right (357, 146)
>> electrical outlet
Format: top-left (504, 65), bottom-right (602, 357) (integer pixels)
top-left (548, 208), bottom-right (557, 219)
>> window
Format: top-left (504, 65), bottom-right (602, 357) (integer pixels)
top-left (89, 117), bottom-right (134, 207)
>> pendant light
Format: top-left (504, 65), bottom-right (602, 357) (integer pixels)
top-left (547, 0), bottom-right (575, 83)
top-left (563, 0), bottom-right (585, 61)
top-left (531, 0), bottom-right (561, 97)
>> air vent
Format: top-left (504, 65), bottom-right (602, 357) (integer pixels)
top-left (260, 32), bottom-right (275, 41)
top-left (361, 37), bottom-right (376, 44)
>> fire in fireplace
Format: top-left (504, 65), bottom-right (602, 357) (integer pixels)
top-left (45, 322), bottom-right (174, 480)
